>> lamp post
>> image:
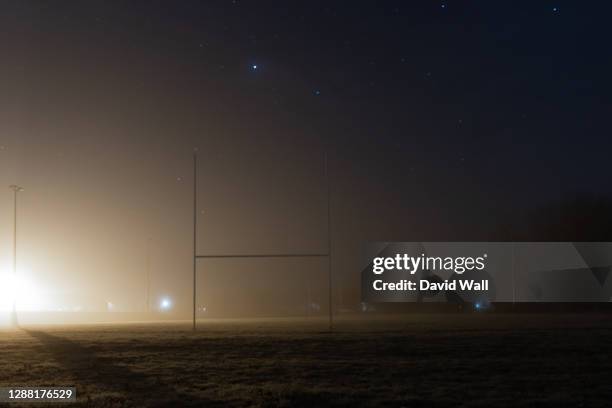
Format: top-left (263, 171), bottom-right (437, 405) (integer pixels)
top-left (8, 185), bottom-right (24, 327)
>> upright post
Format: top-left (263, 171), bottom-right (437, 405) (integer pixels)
top-left (325, 154), bottom-right (332, 330)
top-left (146, 237), bottom-right (151, 312)
top-left (12, 189), bottom-right (18, 325)
top-left (193, 151), bottom-right (198, 331)
top-left (9, 185), bottom-right (24, 327)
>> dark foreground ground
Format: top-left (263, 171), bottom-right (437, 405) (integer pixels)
top-left (1, 314), bottom-right (611, 407)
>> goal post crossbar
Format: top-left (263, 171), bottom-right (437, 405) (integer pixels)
top-left (196, 253), bottom-right (329, 259)
top-left (192, 151), bottom-right (333, 331)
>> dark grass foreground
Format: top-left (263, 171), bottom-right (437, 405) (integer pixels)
top-left (1, 315), bottom-right (611, 407)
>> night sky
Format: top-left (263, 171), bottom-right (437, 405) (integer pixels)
top-left (1, 1), bottom-right (611, 314)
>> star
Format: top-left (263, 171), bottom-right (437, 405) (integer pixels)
top-left (251, 64), bottom-right (258, 71)
top-left (314, 90), bottom-right (321, 96)
top-left (552, 7), bottom-right (558, 12)
top-left (441, 3), bottom-right (446, 9)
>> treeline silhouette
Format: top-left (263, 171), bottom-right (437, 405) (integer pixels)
top-left (500, 193), bottom-right (612, 242)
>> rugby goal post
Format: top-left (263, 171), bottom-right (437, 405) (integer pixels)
top-left (191, 151), bottom-right (333, 330)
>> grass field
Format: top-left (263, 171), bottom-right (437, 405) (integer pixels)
top-left (1, 314), bottom-right (612, 407)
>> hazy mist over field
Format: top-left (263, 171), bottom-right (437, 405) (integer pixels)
top-left (2, 1), bottom-right (612, 324)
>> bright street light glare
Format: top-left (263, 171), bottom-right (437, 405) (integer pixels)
top-left (0, 273), bottom-right (44, 312)
top-left (159, 297), bottom-right (172, 311)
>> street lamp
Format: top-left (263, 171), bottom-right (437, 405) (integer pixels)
top-left (9, 185), bottom-right (24, 326)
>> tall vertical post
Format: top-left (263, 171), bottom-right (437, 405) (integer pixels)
top-left (146, 237), bottom-right (151, 312)
top-left (512, 242), bottom-right (516, 311)
top-left (193, 151), bottom-right (198, 331)
top-left (325, 154), bottom-right (332, 331)
top-left (9, 185), bottom-right (23, 327)
top-left (12, 189), bottom-right (17, 325)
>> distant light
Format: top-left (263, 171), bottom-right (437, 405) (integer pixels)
top-left (553, 7), bottom-right (558, 12)
top-left (441, 3), bottom-right (446, 9)
top-left (160, 297), bottom-right (172, 311)
top-left (474, 302), bottom-right (481, 310)
top-left (251, 64), bottom-right (258, 70)
top-left (314, 90), bottom-right (321, 96)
